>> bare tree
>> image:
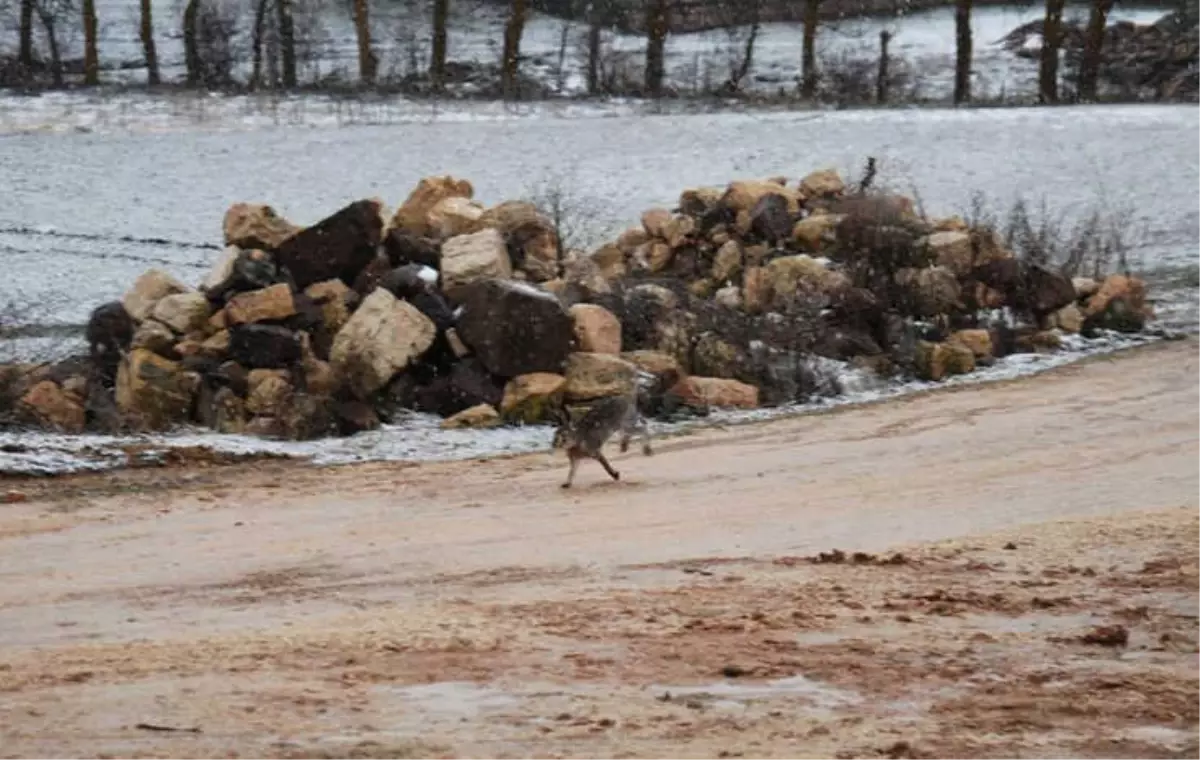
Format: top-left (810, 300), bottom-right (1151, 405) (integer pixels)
top-left (585, 2), bottom-right (601, 93)
top-left (1039, 0), bottom-right (1066, 103)
top-left (250, 0), bottom-right (269, 88)
top-left (1077, 0), bottom-right (1113, 100)
top-left (801, 0), bottom-right (819, 98)
top-left (140, 0), bottom-right (159, 85)
top-left (34, 0), bottom-right (67, 87)
top-left (954, 0), bottom-right (971, 103)
top-left (876, 29), bottom-right (890, 103)
top-left (719, 0), bottom-right (761, 93)
top-left (81, 0), bottom-right (98, 84)
top-left (644, 0), bottom-right (668, 96)
top-left (19, 0), bottom-right (35, 73)
top-left (353, 0), bottom-right (376, 85)
top-left (183, 0), bottom-right (201, 86)
top-left (430, 0), bottom-right (448, 89)
top-left (277, 0), bottom-right (297, 87)
top-left (501, 0), bottom-right (527, 98)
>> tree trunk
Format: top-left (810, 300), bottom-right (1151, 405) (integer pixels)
top-left (277, 0), bottom-right (297, 88)
top-left (18, 0), bottom-right (34, 73)
top-left (183, 0), bottom-right (200, 87)
top-left (1039, 0), bottom-right (1066, 103)
top-left (140, 0), bottom-right (160, 86)
top-left (953, 0), bottom-right (972, 103)
top-left (1078, 0), bottom-right (1113, 101)
top-left (430, 0), bottom-right (449, 90)
top-left (586, 18), bottom-right (601, 94)
top-left (501, 0), bottom-right (527, 99)
top-left (353, 0), bottom-right (376, 86)
top-left (876, 29), bottom-right (890, 104)
top-left (801, 0), bottom-right (819, 98)
top-left (82, 0), bottom-right (99, 85)
top-left (250, 0), bottom-right (269, 89)
top-left (37, 9), bottom-right (63, 87)
top-left (644, 0), bottom-right (668, 97)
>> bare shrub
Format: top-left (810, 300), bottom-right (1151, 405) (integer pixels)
top-left (522, 167), bottom-right (621, 254)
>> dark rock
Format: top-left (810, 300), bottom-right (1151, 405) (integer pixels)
top-left (1022, 263), bottom-right (1076, 319)
top-left (749, 193), bottom-right (794, 245)
top-left (205, 249), bottom-right (283, 303)
top-left (455, 280), bottom-right (573, 377)
top-left (351, 252), bottom-right (393, 298)
top-left (85, 301), bottom-right (134, 385)
top-left (382, 265), bottom-right (456, 333)
top-left (213, 360), bottom-right (250, 397)
top-left (275, 200), bottom-right (384, 290)
top-left (412, 358), bottom-right (503, 418)
top-left (334, 400), bottom-right (380, 435)
top-left (280, 393), bottom-right (334, 440)
top-left (383, 229), bottom-right (441, 269)
top-left (228, 325), bottom-right (302, 370)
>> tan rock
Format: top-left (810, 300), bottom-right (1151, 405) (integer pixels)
top-left (389, 175), bottom-right (473, 237)
top-left (202, 246), bottom-right (240, 292)
top-left (439, 228), bottom-right (512, 299)
top-left (225, 283), bottom-right (297, 326)
top-left (715, 285), bottom-right (742, 310)
top-left (616, 226), bottom-right (649, 254)
top-left (500, 372), bottom-right (566, 424)
top-left (211, 387), bottom-right (247, 434)
top-left (925, 231), bottom-right (974, 277)
top-left (122, 269), bottom-right (190, 322)
top-left (711, 240), bottom-right (742, 283)
top-left (933, 216), bottom-right (969, 232)
top-left (19, 380), bottom-right (85, 433)
top-left (634, 241), bottom-right (673, 273)
top-left (915, 341), bottom-right (976, 381)
top-left (742, 266), bottom-right (769, 314)
top-left (621, 350), bottom-right (682, 383)
top-left (949, 329), bottom-right (993, 360)
top-left (688, 279), bottom-right (715, 299)
top-left (131, 320), bottom-right (178, 357)
top-left (330, 289), bottom-right (436, 398)
top-left (223, 203), bottom-right (299, 250)
top-left (589, 244), bottom-right (626, 281)
top-left (427, 196), bottom-right (485, 239)
top-left (765, 255), bottom-right (847, 307)
top-left (792, 215), bottom-right (839, 253)
top-left (662, 215), bottom-right (696, 249)
top-left (692, 332), bottom-right (740, 378)
top-left (678, 187), bottom-right (723, 216)
top-left (1053, 303), bottom-right (1085, 333)
top-left (641, 208), bottom-right (673, 239)
top-left (895, 266), bottom-right (962, 317)
top-left (723, 180), bottom-right (802, 215)
top-left (116, 349), bottom-right (200, 431)
top-left (669, 376), bottom-right (758, 409)
top-left (246, 369), bottom-right (293, 416)
top-left (799, 168), bottom-right (845, 199)
top-left (563, 353), bottom-right (637, 401)
top-left (518, 224), bottom-right (561, 283)
top-left (1015, 329), bottom-right (1063, 353)
top-left (478, 200), bottom-right (542, 232)
top-left (304, 278), bottom-right (355, 333)
top-left (1084, 275), bottom-right (1147, 318)
top-left (569, 304), bottom-right (622, 354)
top-left (441, 403), bottom-right (501, 429)
top-left (151, 292), bottom-right (211, 335)
top-left (1072, 277), bottom-right (1100, 299)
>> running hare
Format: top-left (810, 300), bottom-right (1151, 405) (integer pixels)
top-left (552, 394), bottom-right (653, 488)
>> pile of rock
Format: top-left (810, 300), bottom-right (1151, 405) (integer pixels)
top-left (6, 169), bottom-right (1156, 438)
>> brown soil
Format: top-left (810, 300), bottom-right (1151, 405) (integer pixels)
top-left (0, 340), bottom-right (1196, 759)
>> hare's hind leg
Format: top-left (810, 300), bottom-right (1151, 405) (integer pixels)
top-left (594, 452), bottom-right (620, 481)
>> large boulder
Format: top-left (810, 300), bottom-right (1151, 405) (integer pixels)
top-left (246, 369), bottom-right (293, 416)
top-left (500, 372), bottom-right (566, 424)
top-left (764, 255), bottom-right (847, 307)
top-left (564, 353), bottom-right (637, 401)
top-left (224, 283), bottom-right (297, 326)
top-left (711, 240), bottom-right (742, 283)
top-left (692, 332), bottom-right (741, 379)
top-left (895, 266), bottom-right (962, 317)
top-left (679, 186), bottom-right (724, 217)
top-left (19, 380), bottom-right (85, 433)
top-left (924, 231), bottom-right (974, 277)
top-left (504, 216), bottom-right (560, 282)
top-left (722, 180), bottom-right (802, 215)
top-left (222, 203), bottom-right (299, 250)
top-left (382, 229), bottom-right (441, 269)
top-left (799, 168), bottom-right (845, 199)
top-left (275, 200), bottom-right (385, 290)
top-left (949, 329), bottom-right (993, 361)
top-left (330, 288), bottom-right (436, 398)
top-left (456, 279), bottom-right (574, 377)
top-left (303, 279), bottom-right (356, 334)
top-left (914, 340), bottom-right (976, 381)
top-left (440, 228), bottom-right (513, 300)
top-left (1023, 263), bottom-right (1076, 317)
top-left (427, 196), bottom-right (486, 239)
top-left (228, 324), bottom-right (302, 369)
top-left (131, 320), bottom-right (179, 358)
top-left (389, 176), bottom-right (474, 237)
top-left (122, 269), bottom-right (190, 322)
top-left (411, 358), bottom-right (503, 418)
top-left (116, 349), bottom-right (200, 430)
top-left (85, 301), bottom-right (135, 359)
top-left (791, 214), bottom-right (840, 253)
top-left (150, 293), bottom-right (211, 335)
top-left (749, 194), bottom-right (794, 245)
top-left (569, 303), bottom-right (622, 354)
top-left (1083, 275), bottom-right (1151, 333)
top-left (668, 376), bottom-right (759, 409)
top-left (203, 249), bottom-right (282, 301)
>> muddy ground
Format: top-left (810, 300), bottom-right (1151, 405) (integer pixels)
top-left (0, 340), bottom-right (1197, 759)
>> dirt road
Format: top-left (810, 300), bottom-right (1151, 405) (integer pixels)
top-left (0, 340), bottom-right (1196, 758)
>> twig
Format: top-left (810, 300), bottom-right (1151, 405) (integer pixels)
top-left (135, 722), bottom-right (201, 733)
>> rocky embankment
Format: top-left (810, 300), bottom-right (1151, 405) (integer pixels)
top-left (1, 166), bottom-right (1157, 440)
